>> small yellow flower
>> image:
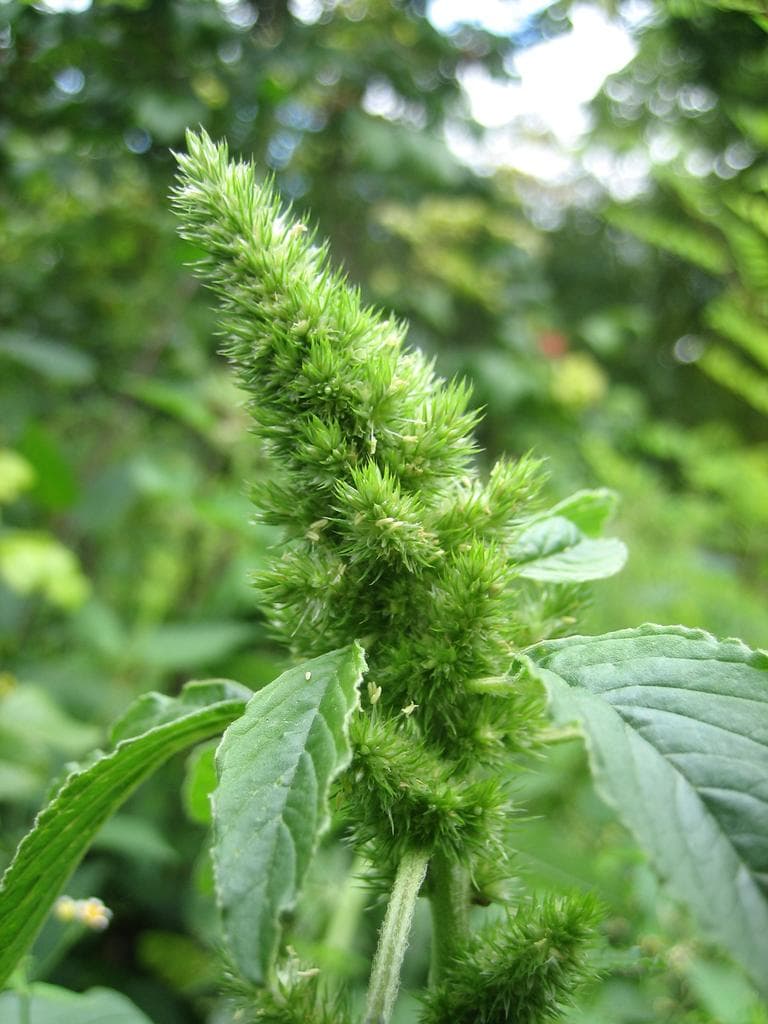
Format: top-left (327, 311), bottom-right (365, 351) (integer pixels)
top-left (53, 894), bottom-right (113, 931)
top-left (78, 896), bottom-right (113, 931)
top-left (53, 895), bottom-right (78, 923)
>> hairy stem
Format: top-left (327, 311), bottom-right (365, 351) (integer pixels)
top-left (428, 851), bottom-right (470, 983)
top-left (363, 848), bottom-right (429, 1024)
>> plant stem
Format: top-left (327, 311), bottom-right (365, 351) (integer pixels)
top-left (362, 848), bottom-right (429, 1024)
top-left (428, 850), bottom-right (470, 983)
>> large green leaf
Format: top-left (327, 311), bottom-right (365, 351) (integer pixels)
top-left (511, 515), bottom-right (627, 582)
top-left (213, 643), bottom-right (366, 984)
top-left (0, 984), bottom-right (155, 1024)
top-left (519, 625), bottom-right (768, 994)
top-left (0, 680), bottom-right (250, 987)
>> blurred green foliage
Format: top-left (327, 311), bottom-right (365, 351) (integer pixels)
top-left (0, 0), bottom-right (765, 1021)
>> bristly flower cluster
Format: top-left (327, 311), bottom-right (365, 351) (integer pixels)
top-left (173, 127), bottom-right (543, 863)
top-left (223, 951), bottom-right (352, 1024)
top-left (419, 894), bottom-right (601, 1024)
top-left (173, 129), bottom-right (601, 1024)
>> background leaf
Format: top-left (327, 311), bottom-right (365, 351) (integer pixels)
top-left (512, 515), bottom-right (628, 582)
top-left (0, 335), bottom-right (96, 386)
top-left (129, 623), bottom-right (256, 672)
top-left (0, 984), bottom-right (155, 1023)
top-left (0, 681), bottom-right (249, 987)
top-left (521, 624), bottom-right (768, 995)
top-left (213, 643), bottom-right (366, 984)
top-left (0, 686), bottom-right (100, 756)
top-left (545, 489), bottom-right (619, 537)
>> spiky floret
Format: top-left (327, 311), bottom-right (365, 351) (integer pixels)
top-left (172, 129), bottom-right (545, 864)
top-left (419, 894), bottom-right (601, 1024)
top-left (224, 951), bottom-right (351, 1024)
top-left (345, 713), bottom-right (509, 863)
top-left (334, 461), bottom-right (443, 574)
top-left (172, 131), bottom-right (478, 513)
top-left (434, 455), bottom-right (545, 548)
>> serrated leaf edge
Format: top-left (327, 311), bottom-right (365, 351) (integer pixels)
top-left (517, 625), bottom-right (768, 994)
top-left (0, 693), bottom-right (247, 986)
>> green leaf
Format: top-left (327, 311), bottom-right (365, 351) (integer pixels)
top-left (213, 643), bottom-right (366, 984)
top-left (0, 334), bottom-right (96, 386)
top-left (109, 679), bottom-right (251, 743)
top-left (683, 955), bottom-right (767, 1024)
top-left (137, 930), bottom-right (218, 995)
top-left (0, 685), bottom-right (100, 756)
top-left (0, 681), bottom-right (250, 987)
top-left (605, 207), bottom-right (731, 275)
top-left (545, 489), bottom-right (619, 537)
top-left (511, 516), bottom-right (627, 582)
top-left (118, 376), bottom-right (218, 437)
top-left (0, 984), bottom-right (155, 1023)
top-left (130, 621), bottom-right (255, 671)
top-left (699, 344), bottom-right (768, 417)
top-left (18, 424), bottom-right (79, 511)
top-left (0, 762), bottom-right (42, 803)
top-left (93, 815), bottom-right (179, 865)
top-left (182, 741), bottom-right (217, 826)
top-left (520, 624), bottom-right (768, 995)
